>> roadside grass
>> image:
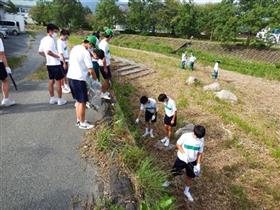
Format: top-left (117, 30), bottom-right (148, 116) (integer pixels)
top-left (111, 34), bottom-right (280, 81)
top-left (8, 55), bottom-right (27, 69)
top-left (27, 64), bottom-right (48, 80)
top-left (110, 46), bottom-right (280, 208)
top-left (82, 81), bottom-right (175, 209)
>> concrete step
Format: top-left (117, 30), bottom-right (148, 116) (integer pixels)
top-left (115, 65), bottom-right (141, 73)
top-left (118, 67), bottom-right (148, 76)
top-left (126, 70), bottom-right (154, 80)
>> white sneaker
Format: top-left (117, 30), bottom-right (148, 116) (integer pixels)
top-left (86, 102), bottom-right (91, 109)
top-left (79, 121), bottom-right (94, 130)
top-left (150, 132), bottom-right (155, 138)
top-left (1, 98), bottom-right (16, 106)
top-left (164, 139), bottom-right (170, 147)
top-left (162, 180), bottom-right (171, 187)
top-left (49, 97), bottom-right (58, 105)
top-left (100, 92), bottom-right (111, 100)
top-left (142, 131), bottom-right (150, 137)
top-left (160, 137), bottom-right (168, 143)
top-left (57, 98), bottom-right (67, 106)
top-left (184, 189), bottom-right (194, 202)
top-left (64, 84), bottom-right (71, 91)
top-left (62, 86), bottom-right (70, 94)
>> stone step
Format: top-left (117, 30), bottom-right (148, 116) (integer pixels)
top-left (115, 65), bottom-right (141, 73)
top-left (118, 67), bottom-right (148, 76)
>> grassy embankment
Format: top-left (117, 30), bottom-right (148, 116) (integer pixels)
top-left (109, 45), bottom-right (280, 209)
top-left (8, 55), bottom-right (27, 69)
top-left (67, 34), bottom-right (176, 209)
top-left (111, 34), bottom-right (280, 81)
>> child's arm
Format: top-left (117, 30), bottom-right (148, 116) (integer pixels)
top-left (171, 111), bottom-right (177, 124)
top-left (176, 144), bottom-right (185, 154)
top-left (197, 153), bottom-right (203, 165)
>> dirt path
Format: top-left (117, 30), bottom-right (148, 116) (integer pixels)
top-left (111, 46), bottom-right (280, 209)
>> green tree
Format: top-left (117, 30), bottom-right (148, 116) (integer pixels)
top-left (29, 0), bottom-right (52, 25)
top-left (96, 0), bottom-right (124, 29)
top-left (4, 0), bottom-right (17, 14)
top-left (127, 0), bottom-right (148, 31)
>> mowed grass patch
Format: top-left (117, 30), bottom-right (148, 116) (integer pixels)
top-left (110, 46), bottom-right (280, 208)
top-left (112, 34), bottom-right (280, 81)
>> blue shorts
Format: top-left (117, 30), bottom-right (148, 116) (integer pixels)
top-left (212, 71), bottom-right (218, 79)
top-left (69, 79), bottom-right (88, 103)
top-left (47, 65), bottom-right (65, 80)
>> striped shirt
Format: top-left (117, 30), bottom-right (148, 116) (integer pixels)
top-left (177, 132), bottom-right (204, 163)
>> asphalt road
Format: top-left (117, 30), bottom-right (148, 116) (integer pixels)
top-left (0, 33), bottom-right (103, 210)
top-left (2, 34), bottom-right (29, 57)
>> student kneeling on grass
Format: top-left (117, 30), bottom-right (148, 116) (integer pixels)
top-left (158, 93), bottom-right (177, 147)
top-left (135, 96), bottom-right (158, 138)
top-left (163, 125), bottom-right (206, 202)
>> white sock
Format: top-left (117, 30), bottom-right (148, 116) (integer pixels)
top-left (184, 185), bottom-right (190, 192)
top-left (145, 128), bottom-right (149, 133)
top-left (150, 129), bottom-right (153, 134)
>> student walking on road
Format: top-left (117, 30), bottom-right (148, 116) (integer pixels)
top-left (0, 38), bottom-right (15, 106)
top-left (158, 93), bottom-right (177, 147)
top-left (39, 24), bottom-right (67, 105)
top-left (135, 96), bottom-right (158, 138)
top-left (98, 28), bottom-right (113, 100)
top-left (163, 125), bottom-right (206, 202)
top-left (57, 29), bottom-right (71, 94)
top-left (67, 35), bottom-right (97, 130)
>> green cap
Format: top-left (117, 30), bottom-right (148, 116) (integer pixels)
top-left (86, 35), bottom-right (97, 45)
top-left (104, 28), bottom-right (113, 37)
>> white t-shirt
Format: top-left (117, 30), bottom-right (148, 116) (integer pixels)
top-left (189, 55), bottom-right (196, 63)
top-left (67, 45), bottom-right (93, 81)
top-left (38, 35), bottom-right (61, 66)
top-left (164, 97), bottom-right (177, 117)
top-left (0, 39), bottom-right (4, 62)
top-left (214, 62), bottom-right (219, 72)
top-left (181, 53), bottom-right (187, 62)
top-left (57, 39), bottom-right (69, 61)
top-left (177, 132), bottom-right (204, 163)
top-left (98, 39), bottom-right (110, 66)
top-left (140, 98), bottom-right (157, 113)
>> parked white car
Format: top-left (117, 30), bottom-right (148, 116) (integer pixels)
top-left (256, 27), bottom-right (280, 45)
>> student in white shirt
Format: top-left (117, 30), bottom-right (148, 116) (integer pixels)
top-left (135, 96), bottom-right (158, 138)
top-left (67, 35), bottom-right (97, 130)
top-left (57, 29), bottom-right (70, 94)
top-left (189, 53), bottom-right (196, 71)
top-left (158, 93), bottom-right (177, 147)
top-left (38, 24), bottom-right (67, 106)
top-left (212, 61), bottom-right (220, 80)
top-left (181, 51), bottom-right (187, 69)
top-left (98, 28), bottom-right (113, 100)
top-left (163, 125), bottom-right (206, 202)
top-left (0, 38), bottom-right (15, 106)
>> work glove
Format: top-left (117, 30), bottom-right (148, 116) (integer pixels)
top-left (135, 118), bottom-right (140, 124)
top-left (5, 67), bottom-right (12, 74)
top-left (151, 115), bottom-right (156, 121)
top-left (193, 164), bottom-right (201, 177)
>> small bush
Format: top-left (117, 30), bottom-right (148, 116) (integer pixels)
top-left (136, 158), bottom-right (167, 204)
top-left (121, 146), bottom-right (146, 171)
top-left (95, 127), bottom-right (113, 152)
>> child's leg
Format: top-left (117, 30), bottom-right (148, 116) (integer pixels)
top-left (167, 125), bottom-right (172, 140)
top-left (164, 124), bottom-right (170, 138)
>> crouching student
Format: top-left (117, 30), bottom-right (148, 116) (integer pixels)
top-left (158, 93), bottom-right (177, 147)
top-left (135, 96), bottom-right (158, 138)
top-left (163, 125), bottom-right (206, 202)
top-left (189, 53), bottom-right (196, 71)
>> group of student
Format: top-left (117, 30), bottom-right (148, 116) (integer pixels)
top-left (181, 51), bottom-right (221, 80)
top-left (136, 93), bottom-right (206, 202)
top-left (38, 24), bottom-right (113, 130)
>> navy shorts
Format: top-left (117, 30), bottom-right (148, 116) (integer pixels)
top-left (69, 79), bottom-right (88, 103)
top-left (0, 62), bottom-right (8, 81)
top-left (100, 66), bottom-right (112, 80)
top-left (171, 157), bottom-right (197, 178)
top-left (145, 111), bottom-right (157, 123)
top-left (47, 65), bottom-right (65, 80)
top-left (60, 61), bottom-right (68, 75)
top-left (164, 115), bottom-right (177, 127)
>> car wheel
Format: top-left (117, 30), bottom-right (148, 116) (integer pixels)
top-left (0, 33), bottom-right (4, 40)
top-left (12, 30), bottom-right (18, 36)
